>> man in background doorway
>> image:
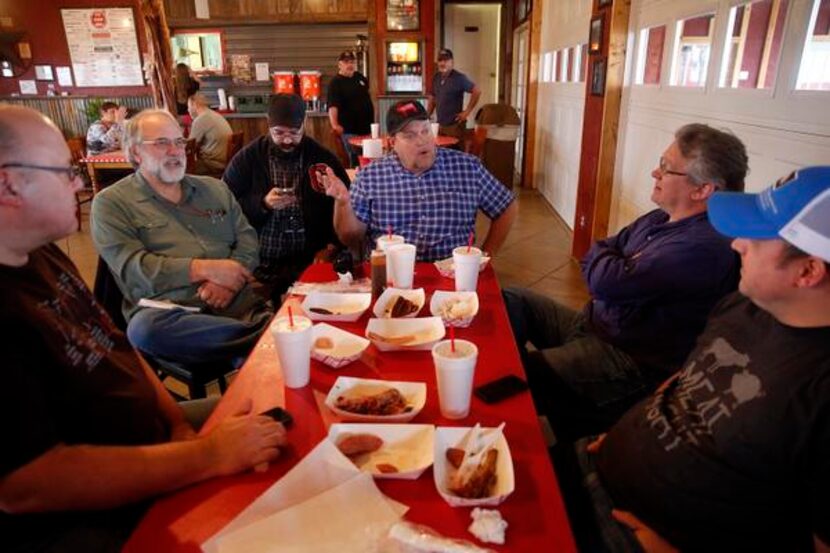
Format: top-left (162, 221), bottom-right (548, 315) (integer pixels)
top-left (327, 50), bottom-right (374, 167)
top-left (187, 92), bottom-right (233, 175)
top-left (427, 48), bottom-right (481, 151)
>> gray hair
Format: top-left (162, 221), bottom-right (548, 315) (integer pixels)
top-left (675, 123), bottom-right (748, 192)
top-left (123, 108), bottom-right (181, 165)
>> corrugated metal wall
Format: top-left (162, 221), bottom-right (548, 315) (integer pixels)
top-left (1, 96), bottom-right (154, 138)
top-left (218, 23), bottom-right (370, 99)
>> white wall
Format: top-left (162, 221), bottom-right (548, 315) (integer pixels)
top-left (444, 4), bottom-right (502, 124)
top-left (530, 0), bottom-right (830, 234)
top-left (612, 0), bottom-right (830, 232)
top-left (532, 0), bottom-right (592, 228)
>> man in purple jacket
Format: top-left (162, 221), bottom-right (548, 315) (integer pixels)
top-left (504, 123), bottom-right (747, 441)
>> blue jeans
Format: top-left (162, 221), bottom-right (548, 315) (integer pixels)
top-left (503, 287), bottom-right (654, 441)
top-left (341, 132), bottom-right (360, 167)
top-left (127, 307), bottom-right (271, 365)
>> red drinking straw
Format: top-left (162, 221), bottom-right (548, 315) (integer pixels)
top-left (467, 231), bottom-right (474, 253)
top-left (450, 326), bottom-right (456, 353)
top-left (387, 225), bottom-right (393, 240)
top-left (288, 305), bottom-right (295, 328)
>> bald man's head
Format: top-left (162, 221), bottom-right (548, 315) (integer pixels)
top-left (0, 104), bottom-right (62, 165)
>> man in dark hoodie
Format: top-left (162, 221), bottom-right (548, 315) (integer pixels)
top-left (223, 94), bottom-right (350, 298)
top-left (504, 123), bottom-right (748, 440)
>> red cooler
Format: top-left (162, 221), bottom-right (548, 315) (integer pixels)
top-left (299, 71), bottom-right (321, 100)
top-left (273, 71), bottom-right (295, 94)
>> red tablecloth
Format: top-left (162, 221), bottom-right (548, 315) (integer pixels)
top-left (80, 151), bottom-right (129, 164)
top-left (124, 263), bottom-right (577, 552)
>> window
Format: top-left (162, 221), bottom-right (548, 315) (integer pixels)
top-left (570, 46), bottom-right (580, 82)
top-left (670, 13), bottom-right (715, 87)
top-left (542, 51), bottom-right (553, 82)
top-left (171, 31), bottom-right (224, 73)
top-left (635, 25), bottom-right (666, 85)
top-left (559, 48), bottom-right (570, 81)
top-left (719, 0), bottom-right (789, 89)
top-left (796, 0), bottom-right (830, 90)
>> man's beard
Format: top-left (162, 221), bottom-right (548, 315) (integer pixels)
top-left (272, 141), bottom-right (301, 159)
top-left (147, 155), bottom-right (186, 184)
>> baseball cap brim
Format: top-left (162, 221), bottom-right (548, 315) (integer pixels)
top-left (708, 191), bottom-right (781, 240)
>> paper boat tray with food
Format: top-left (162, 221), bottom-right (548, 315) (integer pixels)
top-left (328, 423), bottom-right (435, 480)
top-left (324, 376), bottom-right (427, 423)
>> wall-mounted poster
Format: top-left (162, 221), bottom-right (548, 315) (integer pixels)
top-left (591, 57), bottom-right (606, 96)
top-left (61, 8), bottom-right (143, 87)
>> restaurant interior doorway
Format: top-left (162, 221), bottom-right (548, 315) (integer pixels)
top-left (511, 22), bottom-right (530, 186)
top-left (442, 3), bottom-right (501, 128)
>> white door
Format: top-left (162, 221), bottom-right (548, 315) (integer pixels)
top-left (512, 23), bottom-right (529, 183)
top-left (443, 4), bottom-right (501, 125)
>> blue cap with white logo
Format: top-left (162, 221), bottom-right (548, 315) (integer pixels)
top-left (708, 166), bottom-right (830, 262)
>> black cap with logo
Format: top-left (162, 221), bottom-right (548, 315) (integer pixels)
top-left (386, 100), bottom-right (430, 134)
top-left (338, 50), bottom-right (357, 61)
top-left (437, 48), bottom-right (453, 60)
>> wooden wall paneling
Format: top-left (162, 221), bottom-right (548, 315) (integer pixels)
top-left (572, 0), bottom-right (631, 257)
top-left (164, 0), bottom-right (368, 25)
top-left (521, 0), bottom-right (542, 188)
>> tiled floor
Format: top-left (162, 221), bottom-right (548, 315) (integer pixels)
top-left (64, 189), bottom-right (589, 310)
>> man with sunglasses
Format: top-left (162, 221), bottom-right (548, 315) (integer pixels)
top-left (223, 93), bottom-right (350, 299)
top-left (91, 109), bottom-right (273, 367)
top-left (0, 105), bottom-right (286, 552)
top-left (504, 123), bottom-right (747, 441)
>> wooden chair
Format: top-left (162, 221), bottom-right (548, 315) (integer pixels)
top-left (92, 260), bottom-right (231, 400)
top-left (468, 126), bottom-right (488, 158)
top-left (226, 131), bottom-right (244, 164)
top-left (185, 138), bottom-right (198, 174)
top-left (67, 136), bottom-right (93, 229)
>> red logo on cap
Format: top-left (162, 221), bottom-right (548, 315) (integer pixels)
top-left (396, 103), bottom-right (418, 116)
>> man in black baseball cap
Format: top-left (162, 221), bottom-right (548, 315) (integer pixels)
top-left (328, 50), bottom-right (374, 167)
top-left (427, 47), bottom-right (481, 150)
top-left (322, 98), bottom-right (517, 262)
top-left (223, 93), bottom-right (350, 298)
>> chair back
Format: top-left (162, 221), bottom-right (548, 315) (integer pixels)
top-left (226, 131), bottom-right (244, 163)
top-left (469, 126), bottom-right (488, 158)
top-left (67, 136), bottom-right (87, 163)
top-left (185, 138), bottom-right (198, 173)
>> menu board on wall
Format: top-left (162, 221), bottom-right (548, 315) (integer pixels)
top-left (61, 8), bottom-right (144, 87)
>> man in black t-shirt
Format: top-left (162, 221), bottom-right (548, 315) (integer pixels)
top-left (0, 105), bottom-right (288, 552)
top-left (561, 167), bottom-right (830, 552)
top-left (327, 50), bottom-right (374, 166)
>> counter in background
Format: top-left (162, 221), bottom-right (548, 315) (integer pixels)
top-left (223, 111), bottom-right (346, 167)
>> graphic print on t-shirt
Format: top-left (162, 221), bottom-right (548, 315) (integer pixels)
top-left (37, 269), bottom-right (116, 372)
top-left (646, 336), bottom-right (764, 452)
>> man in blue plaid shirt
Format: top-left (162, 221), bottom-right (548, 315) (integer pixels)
top-left (323, 100), bottom-right (517, 261)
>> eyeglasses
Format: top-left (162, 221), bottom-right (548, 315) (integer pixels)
top-left (658, 157), bottom-right (688, 178)
top-left (269, 127), bottom-right (303, 141)
top-left (140, 137), bottom-right (188, 149)
top-left (0, 162), bottom-right (82, 181)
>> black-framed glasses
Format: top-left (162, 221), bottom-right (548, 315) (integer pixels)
top-left (269, 126), bottom-right (303, 141)
top-left (658, 157), bottom-right (688, 178)
top-left (140, 137), bottom-right (188, 149)
top-left (0, 162), bottom-right (82, 181)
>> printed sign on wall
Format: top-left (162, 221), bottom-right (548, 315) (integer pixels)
top-left (61, 8), bottom-right (144, 87)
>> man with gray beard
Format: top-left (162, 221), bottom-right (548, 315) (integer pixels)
top-left (91, 109), bottom-right (272, 366)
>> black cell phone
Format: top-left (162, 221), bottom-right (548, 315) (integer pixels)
top-left (474, 375), bottom-right (529, 404)
top-left (260, 406), bottom-right (293, 427)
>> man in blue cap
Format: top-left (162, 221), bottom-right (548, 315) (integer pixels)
top-left (560, 166), bottom-right (830, 552)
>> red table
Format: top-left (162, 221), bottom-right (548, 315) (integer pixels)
top-left (79, 151), bottom-right (131, 192)
top-left (124, 263), bottom-right (577, 552)
top-left (348, 134), bottom-right (459, 148)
